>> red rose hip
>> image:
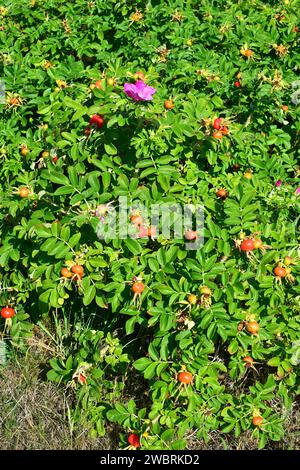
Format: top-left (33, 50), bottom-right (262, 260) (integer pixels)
top-left (213, 118), bottom-right (223, 130)
top-left (132, 282), bottom-right (145, 294)
top-left (184, 230), bottom-right (197, 241)
top-left (178, 371), bottom-right (193, 384)
top-left (240, 239), bottom-right (255, 252)
top-left (89, 114), bottom-right (104, 129)
top-left (128, 433), bottom-right (140, 448)
top-left (1, 307), bottom-right (15, 319)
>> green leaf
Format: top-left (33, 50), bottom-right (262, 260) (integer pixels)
top-left (63, 96), bottom-right (86, 113)
top-left (69, 233), bottom-right (81, 247)
top-left (144, 362), bottom-right (157, 379)
top-left (227, 340), bottom-right (239, 355)
top-left (48, 172), bottom-right (70, 186)
top-left (34, 226), bottom-right (52, 238)
top-left (47, 369), bottom-right (60, 382)
top-left (104, 143), bottom-right (118, 155)
top-left (83, 286), bottom-right (96, 306)
top-left (124, 238), bottom-right (142, 255)
top-left (267, 357), bottom-right (281, 367)
top-left (54, 186), bottom-right (74, 195)
top-left (38, 105), bottom-right (53, 115)
top-left (222, 422), bottom-right (236, 433)
top-left (148, 258), bottom-right (160, 272)
top-left (133, 357), bottom-right (153, 371)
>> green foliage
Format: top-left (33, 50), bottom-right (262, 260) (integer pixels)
top-left (0, 0), bottom-right (299, 450)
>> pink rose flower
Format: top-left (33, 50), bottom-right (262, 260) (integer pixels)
top-left (124, 80), bottom-right (156, 101)
top-left (275, 180), bottom-right (282, 187)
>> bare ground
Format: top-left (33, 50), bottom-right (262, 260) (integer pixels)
top-left (0, 341), bottom-right (299, 450)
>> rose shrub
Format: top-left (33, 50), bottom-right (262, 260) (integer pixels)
top-left (0, 0), bottom-right (299, 450)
